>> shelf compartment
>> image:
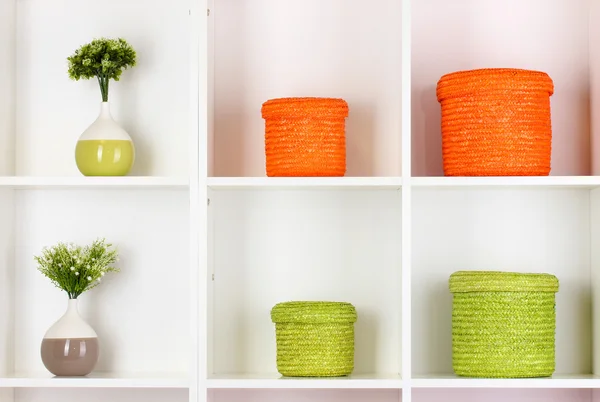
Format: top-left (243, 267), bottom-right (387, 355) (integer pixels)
top-left (412, 375), bottom-right (600, 389)
top-left (207, 177), bottom-right (402, 190)
top-left (210, 0), bottom-right (402, 177)
top-left (208, 189), bottom-right (402, 378)
top-left (0, 372), bottom-right (188, 388)
top-left (14, 0), bottom-right (191, 177)
top-left (412, 187), bottom-right (592, 377)
top-left (412, 0), bottom-right (591, 177)
top-left (207, 373), bottom-right (401, 389)
top-left (7, 190), bottom-right (190, 378)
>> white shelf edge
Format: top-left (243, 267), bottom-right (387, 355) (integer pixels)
top-left (0, 176), bottom-right (189, 189)
top-left (206, 374), bottom-right (402, 389)
top-left (411, 375), bottom-right (600, 389)
top-left (411, 176), bottom-right (600, 189)
top-left (0, 373), bottom-right (189, 388)
top-left (207, 177), bottom-right (402, 190)
top-left (206, 176), bottom-right (600, 190)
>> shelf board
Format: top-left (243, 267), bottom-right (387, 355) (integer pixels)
top-left (207, 177), bottom-right (402, 190)
top-left (208, 176), bottom-right (600, 190)
top-left (207, 373), bottom-right (402, 389)
top-left (0, 176), bottom-right (188, 189)
top-left (412, 374), bottom-right (600, 389)
top-left (0, 372), bottom-right (188, 388)
top-left (411, 176), bottom-right (600, 189)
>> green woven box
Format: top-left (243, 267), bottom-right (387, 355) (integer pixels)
top-left (449, 271), bottom-right (559, 378)
top-left (270, 301), bottom-right (357, 377)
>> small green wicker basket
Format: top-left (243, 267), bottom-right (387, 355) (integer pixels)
top-left (270, 301), bottom-right (357, 377)
top-left (449, 271), bottom-right (559, 378)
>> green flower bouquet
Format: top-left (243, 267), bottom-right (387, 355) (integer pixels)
top-left (34, 238), bottom-right (120, 299)
top-left (67, 37), bottom-right (137, 102)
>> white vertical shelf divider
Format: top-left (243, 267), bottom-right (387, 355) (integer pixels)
top-left (0, 0), bottom-right (15, 177)
top-left (591, 0), bottom-right (600, 177)
top-left (206, 0), bottom-right (215, 179)
top-left (401, 0), bottom-right (412, 400)
top-left (205, 0), bottom-right (215, 395)
top-left (0, 4), bottom-right (15, 402)
top-left (195, 0), bottom-right (209, 402)
top-left (0, 189), bottom-right (14, 402)
top-left (591, 0), bottom-right (600, 384)
top-left (591, 188), bottom-right (600, 378)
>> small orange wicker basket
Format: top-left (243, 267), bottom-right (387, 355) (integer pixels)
top-left (436, 68), bottom-right (554, 176)
top-left (261, 97), bottom-right (349, 177)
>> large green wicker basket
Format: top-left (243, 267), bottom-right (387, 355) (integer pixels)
top-left (449, 271), bottom-right (559, 378)
top-left (270, 301), bottom-right (357, 377)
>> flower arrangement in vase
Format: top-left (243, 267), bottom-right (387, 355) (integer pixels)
top-left (67, 37), bottom-right (137, 176)
top-left (34, 238), bottom-right (119, 376)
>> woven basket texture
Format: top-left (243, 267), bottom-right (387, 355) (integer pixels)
top-left (436, 68), bottom-right (554, 176)
top-left (271, 301), bottom-right (357, 377)
top-left (261, 97), bottom-right (349, 177)
top-left (449, 271), bottom-right (559, 378)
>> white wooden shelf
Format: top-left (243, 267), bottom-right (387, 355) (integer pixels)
top-left (207, 177), bottom-right (402, 190)
top-left (0, 176), bottom-right (188, 189)
top-left (207, 176), bottom-right (600, 190)
top-left (4, 0), bottom-right (600, 400)
top-left (411, 375), bottom-right (600, 389)
top-left (411, 176), bottom-right (600, 189)
top-left (206, 374), bottom-right (402, 389)
top-left (0, 372), bottom-right (188, 388)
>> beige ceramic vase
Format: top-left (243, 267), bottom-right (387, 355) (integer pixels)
top-left (40, 299), bottom-right (99, 376)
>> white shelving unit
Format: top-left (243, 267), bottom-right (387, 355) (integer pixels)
top-left (2, 0), bottom-right (600, 401)
top-left (0, 0), bottom-right (200, 401)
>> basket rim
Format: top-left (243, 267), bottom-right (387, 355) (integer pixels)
top-left (271, 301), bottom-right (357, 324)
top-left (449, 270), bottom-right (559, 293)
top-left (436, 68), bottom-right (554, 102)
top-left (261, 97), bottom-right (349, 119)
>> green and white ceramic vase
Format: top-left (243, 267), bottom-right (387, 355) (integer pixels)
top-left (75, 102), bottom-right (135, 176)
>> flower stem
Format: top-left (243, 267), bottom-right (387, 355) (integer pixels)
top-left (97, 75), bottom-right (109, 102)
top-left (103, 77), bottom-right (109, 102)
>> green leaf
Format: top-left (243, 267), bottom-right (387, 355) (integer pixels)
top-left (67, 37), bottom-right (137, 102)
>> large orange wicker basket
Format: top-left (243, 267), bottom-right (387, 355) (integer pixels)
top-left (436, 68), bottom-right (554, 176)
top-left (261, 97), bottom-right (349, 177)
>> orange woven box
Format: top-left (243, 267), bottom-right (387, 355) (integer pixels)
top-left (436, 68), bottom-right (554, 176)
top-left (261, 97), bottom-right (349, 177)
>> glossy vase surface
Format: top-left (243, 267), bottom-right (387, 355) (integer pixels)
top-left (75, 102), bottom-right (135, 176)
top-left (40, 299), bottom-right (99, 376)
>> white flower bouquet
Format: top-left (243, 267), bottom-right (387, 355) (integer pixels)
top-left (34, 238), bottom-right (120, 299)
